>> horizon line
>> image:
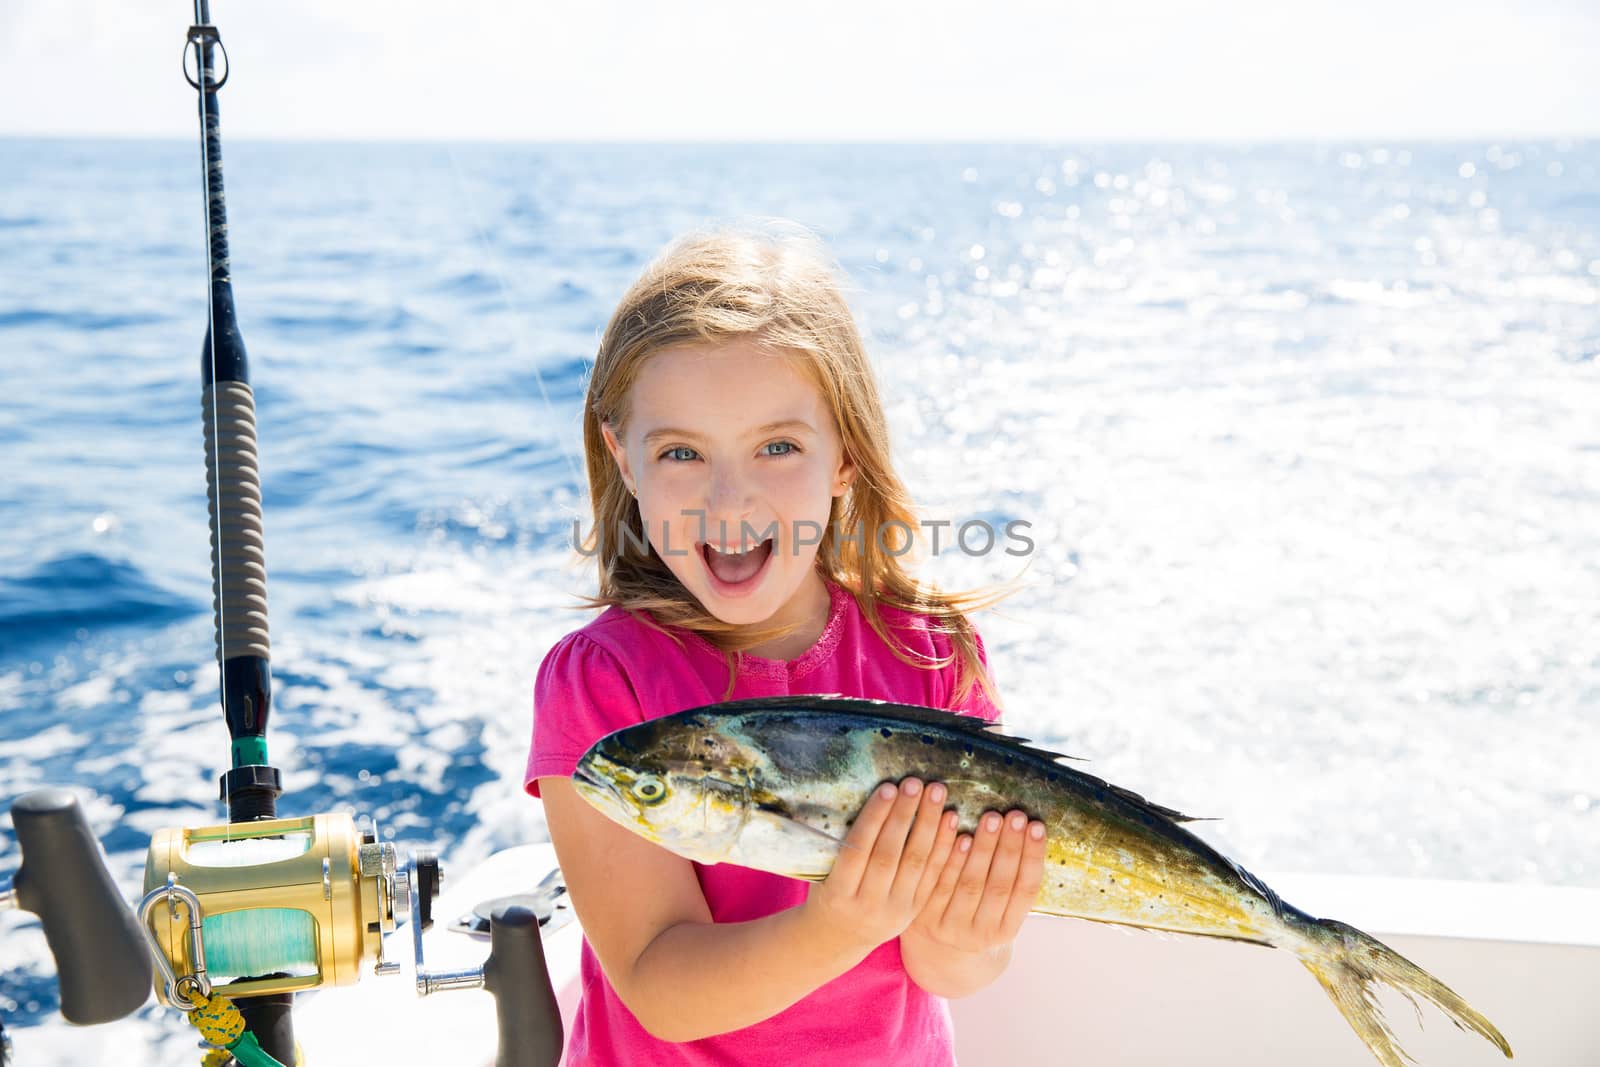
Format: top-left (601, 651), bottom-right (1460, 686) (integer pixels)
top-left (3, 131), bottom-right (1597, 147)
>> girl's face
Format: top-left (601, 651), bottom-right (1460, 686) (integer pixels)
top-left (601, 338), bottom-right (853, 630)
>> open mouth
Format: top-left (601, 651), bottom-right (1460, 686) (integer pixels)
top-left (699, 537), bottom-right (774, 594)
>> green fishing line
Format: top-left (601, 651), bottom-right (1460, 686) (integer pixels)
top-left (186, 837), bottom-right (319, 976)
top-left (202, 909), bottom-right (318, 977)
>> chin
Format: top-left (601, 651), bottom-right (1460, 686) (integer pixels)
top-left (689, 567), bottom-right (796, 625)
top-left (701, 580), bottom-right (784, 620)
top-left (707, 596), bottom-right (783, 626)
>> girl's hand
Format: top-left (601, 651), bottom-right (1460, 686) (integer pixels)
top-left (801, 778), bottom-right (959, 956)
top-left (910, 808), bottom-right (1047, 956)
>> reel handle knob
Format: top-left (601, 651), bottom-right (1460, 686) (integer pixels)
top-left (482, 904), bottom-right (563, 1067)
top-left (10, 789), bottom-right (153, 1024)
top-left (414, 850), bottom-right (441, 930)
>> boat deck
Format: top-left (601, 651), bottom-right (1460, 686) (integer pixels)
top-left (291, 844), bottom-right (1600, 1066)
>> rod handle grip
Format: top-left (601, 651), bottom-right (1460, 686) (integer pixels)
top-left (10, 789), bottom-right (153, 1024)
top-left (482, 904), bottom-right (564, 1067)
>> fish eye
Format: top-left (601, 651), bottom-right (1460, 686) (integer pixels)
top-left (633, 776), bottom-right (668, 805)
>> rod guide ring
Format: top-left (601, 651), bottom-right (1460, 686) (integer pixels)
top-left (182, 25), bottom-right (230, 92)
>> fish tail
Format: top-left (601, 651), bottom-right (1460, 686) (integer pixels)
top-left (1293, 917), bottom-right (1512, 1066)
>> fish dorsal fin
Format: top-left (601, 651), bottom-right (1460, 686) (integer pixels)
top-left (682, 693), bottom-right (1027, 742)
top-left (1105, 783), bottom-right (1203, 824)
top-left (685, 692), bottom-right (1081, 759)
top-left (676, 693), bottom-right (1207, 826)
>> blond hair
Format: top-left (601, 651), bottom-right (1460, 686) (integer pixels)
top-left (574, 222), bottom-right (1020, 705)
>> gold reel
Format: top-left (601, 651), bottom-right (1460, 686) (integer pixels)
top-left (141, 812), bottom-right (406, 1005)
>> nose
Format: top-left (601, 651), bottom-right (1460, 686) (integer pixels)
top-left (703, 465), bottom-right (755, 544)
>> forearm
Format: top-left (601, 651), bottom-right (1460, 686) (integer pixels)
top-left (621, 903), bottom-right (871, 1042)
top-left (899, 927), bottom-right (1014, 999)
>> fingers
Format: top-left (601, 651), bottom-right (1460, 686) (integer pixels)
top-left (942, 810), bottom-right (1005, 928)
top-left (858, 778), bottom-right (926, 898)
top-left (933, 809), bottom-right (1045, 933)
top-left (892, 782), bottom-right (950, 903)
top-left (831, 781), bottom-right (901, 894)
top-left (999, 819), bottom-right (1049, 938)
top-left (973, 811), bottom-right (1031, 932)
top-left (917, 821), bottom-right (970, 922)
top-left (831, 785), bottom-right (1045, 956)
top-left (912, 807), bottom-right (960, 910)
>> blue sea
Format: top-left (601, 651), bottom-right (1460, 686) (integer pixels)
top-left (2, 139), bottom-right (1597, 1055)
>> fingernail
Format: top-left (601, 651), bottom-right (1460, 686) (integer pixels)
top-left (1029, 822), bottom-right (1045, 840)
top-left (1009, 812), bottom-right (1026, 831)
top-left (877, 783), bottom-right (896, 801)
top-left (983, 813), bottom-right (1001, 833)
top-left (927, 783), bottom-right (946, 804)
top-left (902, 778), bottom-right (922, 797)
top-left (945, 812), bottom-right (958, 830)
top-left (957, 836), bottom-right (972, 853)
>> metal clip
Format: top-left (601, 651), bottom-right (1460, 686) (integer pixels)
top-left (137, 875), bottom-right (213, 1011)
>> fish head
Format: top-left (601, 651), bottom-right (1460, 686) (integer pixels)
top-left (571, 714), bottom-right (759, 864)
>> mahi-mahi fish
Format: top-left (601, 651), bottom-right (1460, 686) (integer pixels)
top-left (571, 694), bottom-right (1511, 1066)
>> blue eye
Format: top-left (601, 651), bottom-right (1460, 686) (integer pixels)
top-left (764, 441), bottom-right (799, 457)
top-left (660, 446), bottom-right (698, 462)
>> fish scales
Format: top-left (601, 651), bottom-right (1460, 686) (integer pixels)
top-left (758, 707), bottom-right (1287, 945)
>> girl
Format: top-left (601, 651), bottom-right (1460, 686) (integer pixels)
top-left (526, 224), bottom-right (1046, 1065)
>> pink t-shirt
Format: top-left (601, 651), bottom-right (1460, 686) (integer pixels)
top-left (524, 575), bottom-right (1002, 1067)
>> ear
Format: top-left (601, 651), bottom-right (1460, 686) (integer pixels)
top-left (831, 453), bottom-right (856, 498)
top-left (600, 422), bottom-right (635, 493)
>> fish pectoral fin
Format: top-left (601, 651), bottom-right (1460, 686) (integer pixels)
top-left (768, 814), bottom-right (852, 881)
top-left (775, 813), bottom-right (851, 849)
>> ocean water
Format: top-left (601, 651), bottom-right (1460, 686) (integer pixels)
top-left (1, 139), bottom-right (1597, 1055)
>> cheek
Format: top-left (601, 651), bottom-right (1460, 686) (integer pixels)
top-left (645, 799), bottom-right (702, 842)
top-left (771, 458), bottom-right (836, 505)
top-left (636, 486), bottom-right (701, 547)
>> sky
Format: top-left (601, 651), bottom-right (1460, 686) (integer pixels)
top-left (0, 0), bottom-right (1597, 141)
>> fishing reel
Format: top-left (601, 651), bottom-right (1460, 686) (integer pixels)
top-left (138, 809), bottom-right (564, 1066)
top-left (6, 790), bottom-right (562, 1066)
top-left (140, 811), bottom-right (438, 1006)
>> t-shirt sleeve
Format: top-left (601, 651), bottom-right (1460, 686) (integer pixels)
top-left (524, 632), bottom-right (646, 799)
top-left (946, 625), bottom-right (1003, 725)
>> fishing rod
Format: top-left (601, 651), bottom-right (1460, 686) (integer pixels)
top-left (133, 5), bottom-right (563, 1065)
top-left (1, 6), bottom-right (563, 1065)
top-left (181, 1), bottom-right (293, 1054)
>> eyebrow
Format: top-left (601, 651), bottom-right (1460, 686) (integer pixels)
top-left (641, 419), bottom-right (817, 447)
